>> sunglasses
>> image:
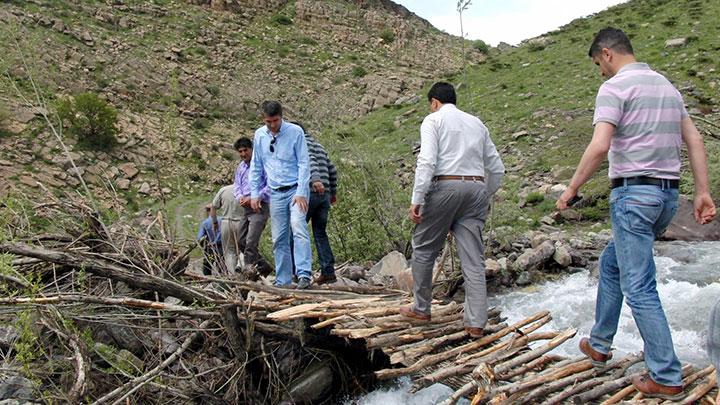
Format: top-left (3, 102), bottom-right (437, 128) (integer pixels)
top-left (270, 137), bottom-right (276, 153)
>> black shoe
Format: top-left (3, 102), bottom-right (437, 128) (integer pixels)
top-left (296, 277), bottom-right (311, 290)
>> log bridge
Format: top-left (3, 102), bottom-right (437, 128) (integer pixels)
top-left (256, 284), bottom-right (718, 404)
top-left (1, 239), bottom-right (717, 404)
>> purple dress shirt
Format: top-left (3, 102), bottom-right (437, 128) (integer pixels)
top-left (235, 160), bottom-right (269, 202)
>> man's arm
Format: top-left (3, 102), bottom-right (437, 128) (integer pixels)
top-left (556, 122), bottom-right (614, 209)
top-left (293, 129), bottom-right (311, 212)
top-left (328, 159), bottom-right (338, 202)
top-left (483, 128), bottom-right (505, 196)
top-left (409, 117), bottom-right (439, 223)
top-left (681, 117), bottom-right (716, 224)
top-left (249, 132), bottom-right (264, 200)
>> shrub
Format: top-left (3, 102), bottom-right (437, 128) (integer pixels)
top-left (472, 39), bottom-right (490, 54)
top-left (352, 66), bottom-right (367, 78)
top-left (379, 29), bottom-right (395, 44)
top-left (525, 192), bottom-right (545, 205)
top-left (271, 14), bottom-right (293, 26)
top-left (56, 92), bottom-right (119, 150)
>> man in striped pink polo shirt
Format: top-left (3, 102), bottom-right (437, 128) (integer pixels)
top-left (556, 27), bottom-right (716, 400)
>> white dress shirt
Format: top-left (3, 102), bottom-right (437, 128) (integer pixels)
top-left (412, 104), bottom-right (505, 205)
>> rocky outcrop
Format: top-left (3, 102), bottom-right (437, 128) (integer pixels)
top-left (662, 196), bottom-right (720, 241)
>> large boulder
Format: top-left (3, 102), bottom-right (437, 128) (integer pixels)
top-left (513, 240), bottom-right (555, 272)
top-left (663, 196), bottom-right (720, 241)
top-left (369, 251), bottom-right (407, 278)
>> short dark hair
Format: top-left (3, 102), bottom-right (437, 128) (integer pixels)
top-left (427, 82), bottom-right (456, 105)
top-left (588, 27), bottom-right (634, 57)
top-left (261, 100), bottom-right (283, 117)
top-left (234, 137), bottom-right (252, 150)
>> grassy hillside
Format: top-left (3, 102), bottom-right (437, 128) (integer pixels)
top-left (317, 0), bottom-right (720, 260)
top-left (1, 0), bottom-right (718, 265)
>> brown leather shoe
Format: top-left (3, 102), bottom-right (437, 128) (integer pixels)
top-left (465, 327), bottom-right (485, 338)
top-left (315, 273), bottom-right (337, 285)
top-left (632, 375), bottom-right (683, 400)
top-left (579, 337), bottom-right (612, 367)
top-left (398, 306), bottom-right (430, 321)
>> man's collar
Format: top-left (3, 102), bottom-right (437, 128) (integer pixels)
top-left (617, 62), bottom-right (648, 75)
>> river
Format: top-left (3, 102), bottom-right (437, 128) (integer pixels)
top-left (348, 241), bottom-right (720, 405)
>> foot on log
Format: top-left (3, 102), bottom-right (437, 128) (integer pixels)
top-left (632, 375), bottom-right (683, 400)
top-left (579, 337), bottom-right (612, 367)
top-left (398, 306), bottom-right (430, 322)
top-left (464, 326), bottom-right (485, 338)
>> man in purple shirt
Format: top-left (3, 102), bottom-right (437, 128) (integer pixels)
top-left (233, 137), bottom-right (271, 278)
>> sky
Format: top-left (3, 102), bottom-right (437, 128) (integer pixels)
top-left (393, 0), bottom-right (630, 46)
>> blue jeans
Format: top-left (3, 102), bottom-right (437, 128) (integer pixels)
top-left (307, 192), bottom-right (336, 275)
top-left (269, 187), bottom-right (312, 285)
top-left (590, 184), bottom-right (682, 386)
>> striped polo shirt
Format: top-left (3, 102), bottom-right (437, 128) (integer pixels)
top-left (593, 62), bottom-right (688, 179)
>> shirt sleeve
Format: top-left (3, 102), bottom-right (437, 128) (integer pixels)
top-left (295, 129), bottom-right (311, 199)
top-left (197, 221), bottom-right (207, 240)
top-left (233, 163), bottom-right (244, 200)
top-left (593, 83), bottom-right (623, 126)
top-left (411, 116), bottom-right (439, 205)
top-left (482, 128), bottom-right (505, 196)
top-left (212, 189), bottom-right (222, 210)
top-left (250, 131), bottom-right (264, 199)
top-left (307, 139), bottom-right (322, 184)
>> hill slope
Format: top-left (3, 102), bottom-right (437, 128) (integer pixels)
top-left (1, 0), bottom-right (718, 263)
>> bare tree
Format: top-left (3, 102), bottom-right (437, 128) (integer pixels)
top-left (457, 0), bottom-right (473, 81)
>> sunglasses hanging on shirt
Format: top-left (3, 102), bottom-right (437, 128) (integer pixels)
top-left (270, 137), bottom-right (277, 153)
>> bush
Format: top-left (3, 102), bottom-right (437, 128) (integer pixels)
top-left (525, 192), bottom-right (545, 205)
top-left (351, 66), bottom-right (367, 78)
top-left (271, 14), bottom-right (293, 26)
top-left (472, 39), bottom-right (490, 54)
top-left (379, 29), bottom-right (395, 44)
top-left (56, 92), bottom-right (119, 150)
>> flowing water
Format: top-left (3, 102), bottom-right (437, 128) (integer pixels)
top-left (349, 241), bottom-right (720, 405)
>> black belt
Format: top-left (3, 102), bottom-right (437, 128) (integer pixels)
top-left (611, 176), bottom-right (679, 189)
top-left (273, 183), bottom-right (297, 192)
top-left (434, 175), bottom-right (485, 182)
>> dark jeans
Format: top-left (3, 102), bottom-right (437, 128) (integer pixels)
top-left (307, 192), bottom-right (336, 275)
top-left (291, 192), bottom-right (336, 276)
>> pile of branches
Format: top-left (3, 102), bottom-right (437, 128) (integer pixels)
top-left (0, 197), bottom-right (365, 404)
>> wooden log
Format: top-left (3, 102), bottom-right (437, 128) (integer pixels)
top-left (267, 297), bottom-right (384, 320)
top-left (484, 358), bottom-right (594, 403)
top-left (0, 294), bottom-right (218, 318)
top-left (455, 314), bottom-right (552, 364)
top-left (0, 242), bottom-right (216, 304)
top-left (497, 354), bottom-right (564, 380)
top-left (516, 353), bottom-right (643, 405)
top-left (681, 371), bottom-right (718, 404)
top-left (411, 331), bottom-right (559, 392)
top-left (493, 328), bottom-right (577, 377)
top-left (600, 385), bottom-right (636, 405)
top-left (374, 310), bottom-right (550, 380)
top-left (570, 370), bottom-right (645, 404)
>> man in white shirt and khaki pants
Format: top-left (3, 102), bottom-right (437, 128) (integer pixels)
top-left (400, 82), bottom-right (505, 338)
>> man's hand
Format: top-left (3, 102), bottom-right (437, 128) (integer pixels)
top-left (211, 220), bottom-right (218, 232)
top-left (556, 187), bottom-right (577, 210)
top-left (330, 195), bottom-right (337, 205)
top-left (694, 193), bottom-right (717, 225)
top-left (312, 181), bottom-right (325, 194)
top-left (409, 204), bottom-right (423, 224)
top-left (250, 198), bottom-right (261, 213)
top-left (239, 197), bottom-right (251, 207)
top-left (293, 196), bottom-right (308, 213)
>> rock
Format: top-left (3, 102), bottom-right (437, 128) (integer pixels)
top-left (485, 258), bottom-right (500, 276)
top-left (663, 196), bottom-right (720, 241)
top-left (553, 243), bottom-right (573, 267)
top-left (52, 19), bottom-right (66, 32)
top-left (513, 240), bottom-right (555, 272)
top-left (497, 257), bottom-right (508, 272)
top-left (116, 178), bottom-right (131, 190)
top-left (18, 176), bottom-right (38, 188)
top-left (285, 361), bottom-right (333, 403)
top-left (515, 271), bottom-right (533, 286)
top-left (148, 331), bottom-right (180, 354)
top-left (540, 215), bottom-right (556, 225)
top-left (394, 94), bottom-right (420, 105)
top-left (118, 163), bottom-right (139, 179)
top-left (497, 42), bottom-right (514, 52)
top-left (138, 182), bottom-right (151, 195)
top-left (339, 265), bottom-right (365, 281)
top-left (530, 232), bottom-right (550, 248)
top-left (369, 251), bottom-right (407, 277)
top-left (394, 268), bottom-right (413, 293)
top-left (79, 30), bottom-right (94, 46)
top-left (94, 343), bottom-right (144, 374)
top-left (665, 38), bottom-right (688, 48)
top-left (559, 209), bottom-right (583, 221)
top-left (547, 184), bottom-right (567, 200)
top-left (0, 375), bottom-right (36, 401)
top-left (511, 130), bottom-right (529, 140)
top-left (0, 326), bottom-right (18, 350)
